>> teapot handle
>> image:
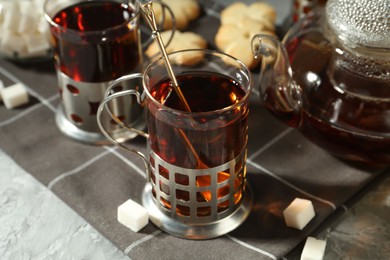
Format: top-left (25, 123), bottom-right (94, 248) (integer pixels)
top-left (252, 34), bottom-right (303, 128)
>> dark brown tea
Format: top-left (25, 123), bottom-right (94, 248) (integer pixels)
top-left (50, 1), bottom-right (141, 82)
top-left (148, 72), bottom-right (249, 216)
top-left (265, 28), bottom-right (390, 165)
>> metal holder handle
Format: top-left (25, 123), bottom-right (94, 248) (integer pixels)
top-left (97, 73), bottom-right (151, 180)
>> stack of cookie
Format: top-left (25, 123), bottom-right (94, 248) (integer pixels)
top-left (215, 2), bottom-right (277, 69)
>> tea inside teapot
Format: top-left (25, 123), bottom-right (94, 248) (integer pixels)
top-left (254, 0), bottom-right (390, 165)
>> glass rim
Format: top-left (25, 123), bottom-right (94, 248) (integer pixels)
top-left (142, 49), bottom-right (253, 116)
top-left (44, 0), bottom-right (140, 35)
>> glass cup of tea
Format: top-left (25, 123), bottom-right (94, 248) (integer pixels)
top-left (44, 0), bottom-right (173, 144)
top-left (97, 49), bottom-right (253, 239)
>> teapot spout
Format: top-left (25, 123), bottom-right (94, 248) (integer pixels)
top-left (252, 34), bottom-right (302, 128)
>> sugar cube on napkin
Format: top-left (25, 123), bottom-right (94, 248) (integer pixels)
top-left (117, 199), bottom-right (149, 232)
top-left (301, 237), bottom-right (327, 260)
top-left (283, 198), bottom-right (315, 230)
top-left (0, 83), bottom-right (29, 109)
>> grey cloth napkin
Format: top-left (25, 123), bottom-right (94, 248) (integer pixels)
top-left (0, 1), bottom-right (387, 259)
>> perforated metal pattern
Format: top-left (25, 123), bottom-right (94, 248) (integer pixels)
top-left (148, 149), bottom-right (247, 224)
top-left (58, 72), bottom-right (144, 134)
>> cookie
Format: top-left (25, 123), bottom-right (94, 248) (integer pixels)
top-left (152, 0), bottom-right (201, 30)
top-left (145, 30), bottom-right (207, 65)
top-left (215, 2), bottom-right (277, 69)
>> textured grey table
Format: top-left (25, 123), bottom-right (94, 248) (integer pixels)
top-left (0, 149), bottom-right (130, 260)
top-left (0, 1), bottom-right (389, 259)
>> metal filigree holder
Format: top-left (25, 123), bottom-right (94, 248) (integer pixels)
top-left (136, 1), bottom-right (252, 239)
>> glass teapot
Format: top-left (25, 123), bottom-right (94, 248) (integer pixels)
top-left (252, 0), bottom-right (390, 165)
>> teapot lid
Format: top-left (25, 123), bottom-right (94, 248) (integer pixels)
top-left (326, 0), bottom-right (390, 50)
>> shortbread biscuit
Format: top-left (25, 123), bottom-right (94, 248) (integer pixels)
top-left (215, 2), bottom-right (277, 69)
top-left (221, 2), bottom-right (276, 29)
top-left (153, 0), bottom-right (201, 30)
top-left (145, 30), bottom-right (207, 65)
top-left (220, 2), bottom-right (247, 25)
top-left (215, 25), bottom-right (242, 51)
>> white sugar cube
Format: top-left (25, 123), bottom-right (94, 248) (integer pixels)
top-left (283, 198), bottom-right (315, 230)
top-left (0, 2), bottom-right (14, 20)
top-left (301, 237), bottom-right (327, 260)
top-left (18, 12), bottom-right (38, 33)
top-left (37, 16), bottom-right (49, 34)
top-left (1, 83), bottom-right (29, 109)
top-left (24, 33), bottom-right (51, 54)
top-left (33, 0), bottom-right (47, 7)
top-left (1, 31), bottom-right (27, 55)
top-left (2, 6), bottom-right (20, 32)
top-left (117, 199), bottom-right (149, 232)
top-left (18, 1), bottom-right (36, 14)
top-left (17, 48), bottom-right (48, 59)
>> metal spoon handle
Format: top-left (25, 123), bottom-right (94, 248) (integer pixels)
top-left (139, 1), bottom-right (192, 112)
